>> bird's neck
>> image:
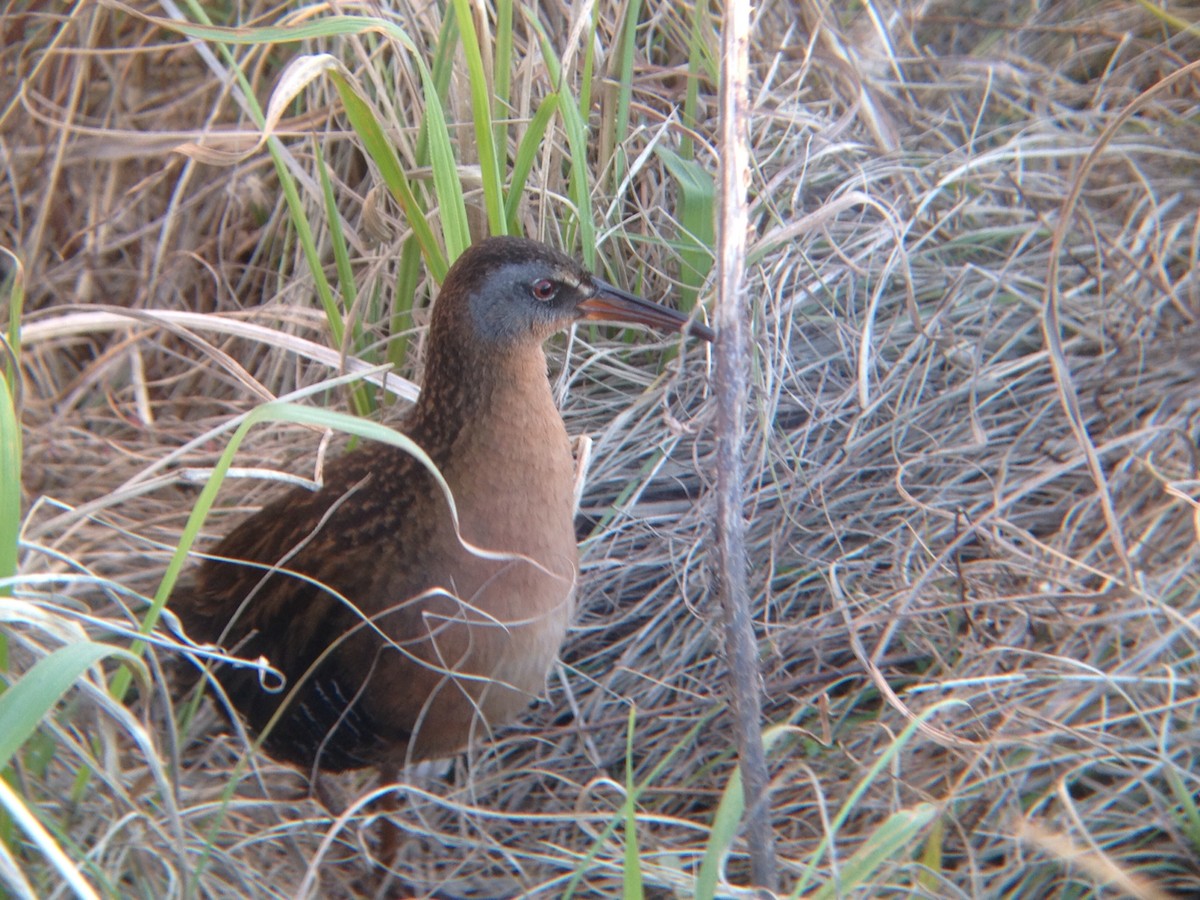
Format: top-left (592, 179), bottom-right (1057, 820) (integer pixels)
top-left (409, 337), bottom-right (554, 459)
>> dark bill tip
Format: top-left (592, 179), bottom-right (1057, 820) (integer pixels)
top-left (578, 279), bottom-right (715, 342)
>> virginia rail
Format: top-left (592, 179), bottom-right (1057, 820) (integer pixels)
top-left (175, 237), bottom-right (713, 786)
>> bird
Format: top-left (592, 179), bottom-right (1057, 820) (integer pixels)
top-left (173, 236), bottom-right (713, 790)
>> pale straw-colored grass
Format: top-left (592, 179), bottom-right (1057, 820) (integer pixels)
top-left (3, 1), bottom-right (1198, 898)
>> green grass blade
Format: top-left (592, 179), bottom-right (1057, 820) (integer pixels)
top-left (789, 702), bottom-right (962, 897)
top-left (1, 256), bottom-right (20, 688)
top-left (681, 2), bottom-right (717, 161)
top-left (448, 0), bottom-right (505, 235)
top-left (1164, 760), bottom-right (1200, 851)
top-left (608, 0), bottom-right (643, 189)
top-left (329, 69), bottom-right (447, 281)
top-left (428, 6), bottom-right (460, 118)
top-left (917, 813), bottom-right (946, 893)
top-left (420, 66), bottom-right (471, 258)
top-left (562, 709), bottom-right (718, 900)
top-left (578, 3), bottom-right (599, 127)
top-left (0, 775), bottom-right (101, 900)
top-left (388, 235), bottom-right (424, 371)
top-left (526, 15), bottom-right (594, 264)
top-left (0, 371), bottom-right (19, 596)
top-left (505, 93), bottom-right (560, 232)
top-left (492, 0), bottom-right (514, 160)
top-left (410, 4), bottom-right (459, 175)
top-left (694, 725), bottom-right (793, 900)
top-left (1132, 0), bottom-right (1200, 34)
top-left (279, 156), bottom-right (342, 350)
top-left (0, 642), bottom-right (141, 772)
top-left (173, 9), bottom-right (362, 412)
top-left (270, 146), bottom-right (366, 403)
top-left (2, 250), bottom-right (22, 380)
top-left (158, 10), bottom-right (414, 46)
top-left (313, 137), bottom-right (374, 416)
top-left (314, 136), bottom-right (359, 349)
top-left (622, 705), bottom-right (644, 900)
top-left (654, 145), bottom-right (715, 314)
top-left (558, 89), bottom-right (594, 263)
top-left (810, 804), bottom-right (938, 899)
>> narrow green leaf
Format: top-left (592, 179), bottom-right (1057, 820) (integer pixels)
top-left (918, 813), bottom-right (946, 893)
top-left (0, 773), bottom-right (102, 900)
top-left (578, 3), bottom-right (599, 125)
top-left (681, 3), bottom-right (716, 161)
top-left (0, 643), bottom-right (140, 771)
top-left (560, 93), bottom-right (594, 263)
top-left (810, 805), bottom-right (938, 900)
top-left (313, 137), bottom-right (375, 416)
top-left (416, 5), bottom-right (459, 169)
top-left (526, 16), bottom-right (594, 264)
top-left (420, 66), bottom-right (471, 259)
top-left (609, 0), bottom-right (643, 189)
top-left (329, 70), bottom-right (447, 281)
top-left (2, 250), bottom-right (22, 380)
top-left (1164, 762), bottom-right (1200, 850)
top-left (493, 0), bottom-right (514, 160)
top-left (0, 371), bottom-right (18, 594)
top-left (655, 146), bottom-right (715, 313)
top-left (1132, 0), bottom-right (1200, 34)
top-left (388, 235), bottom-right (424, 371)
top-left (256, 130), bottom-right (376, 415)
top-left (562, 709), bottom-right (718, 900)
top-left (505, 93), bottom-right (560, 232)
top-left (790, 701), bottom-right (964, 897)
top-left (314, 137), bottom-right (358, 346)
top-left (695, 726), bottom-right (794, 900)
top-left (622, 706), bottom-right (644, 900)
top-left (449, 0), bottom-right (506, 235)
top-left (148, 11), bottom-right (415, 47)
top-left (429, 6), bottom-right (460, 111)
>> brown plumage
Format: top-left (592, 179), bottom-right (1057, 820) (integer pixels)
top-left (174, 236), bottom-right (713, 777)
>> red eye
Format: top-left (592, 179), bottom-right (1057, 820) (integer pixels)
top-left (531, 279), bottom-right (558, 301)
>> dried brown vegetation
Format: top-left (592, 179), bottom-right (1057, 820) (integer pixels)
top-left (3, 2), bottom-right (1199, 898)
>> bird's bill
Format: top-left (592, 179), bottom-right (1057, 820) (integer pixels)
top-left (579, 279), bottom-right (715, 342)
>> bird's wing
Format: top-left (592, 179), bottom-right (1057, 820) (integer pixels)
top-left (170, 445), bottom-right (445, 757)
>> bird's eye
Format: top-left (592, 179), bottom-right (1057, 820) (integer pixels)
top-left (531, 279), bottom-right (558, 302)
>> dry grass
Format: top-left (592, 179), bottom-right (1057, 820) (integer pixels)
top-left (3, 1), bottom-right (1200, 898)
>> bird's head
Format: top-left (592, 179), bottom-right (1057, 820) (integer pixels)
top-left (434, 236), bottom-right (714, 347)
